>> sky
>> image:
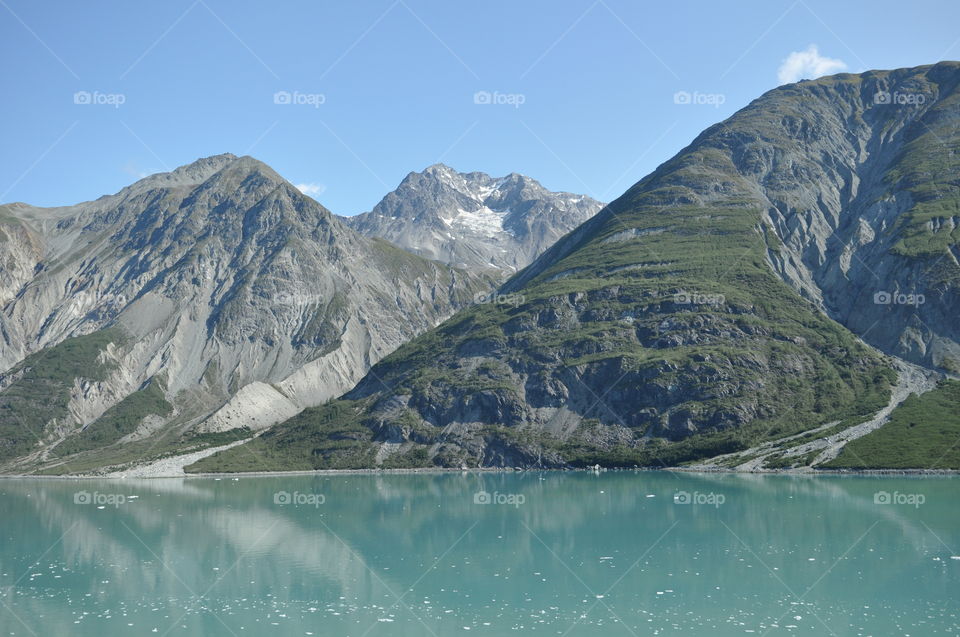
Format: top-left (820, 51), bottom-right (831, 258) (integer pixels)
top-left (2, 0), bottom-right (959, 216)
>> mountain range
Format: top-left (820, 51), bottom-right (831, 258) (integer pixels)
top-left (193, 62), bottom-right (960, 473)
top-left (0, 155), bottom-right (597, 473)
top-left (3, 62), bottom-right (959, 475)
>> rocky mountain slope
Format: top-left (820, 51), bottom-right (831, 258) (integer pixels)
top-left (344, 164), bottom-right (603, 273)
top-left (194, 62), bottom-right (960, 472)
top-left (0, 154), bottom-right (491, 473)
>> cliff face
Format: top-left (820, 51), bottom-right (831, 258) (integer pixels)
top-left (734, 64), bottom-right (960, 372)
top-left (196, 64), bottom-right (960, 472)
top-left (0, 154), bottom-right (490, 471)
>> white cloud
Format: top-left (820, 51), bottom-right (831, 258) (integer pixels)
top-left (122, 161), bottom-right (150, 179)
top-left (295, 182), bottom-right (325, 197)
top-left (777, 45), bottom-right (847, 85)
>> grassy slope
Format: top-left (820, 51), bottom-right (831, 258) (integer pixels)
top-left (51, 380), bottom-right (172, 456)
top-left (0, 329), bottom-right (121, 463)
top-left (822, 379), bottom-right (960, 469)
top-left (887, 86), bottom-right (960, 262)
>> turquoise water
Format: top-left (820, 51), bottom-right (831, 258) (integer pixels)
top-left (1, 472), bottom-right (957, 636)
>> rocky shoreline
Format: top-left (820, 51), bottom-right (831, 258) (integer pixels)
top-left (2, 464), bottom-right (956, 480)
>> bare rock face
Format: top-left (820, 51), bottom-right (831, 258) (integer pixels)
top-left (344, 164), bottom-right (603, 274)
top-left (727, 64), bottom-right (960, 372)
top-left (0, 154), bottom-right (491, 470)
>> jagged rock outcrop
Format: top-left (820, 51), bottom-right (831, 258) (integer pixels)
top-left (345, 164), bottom-right (603, 273)
top-left (729, 64), bottom-right (960, 371)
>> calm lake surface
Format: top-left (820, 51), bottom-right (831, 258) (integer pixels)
top-left (1, 472), bottom-right (957, 636)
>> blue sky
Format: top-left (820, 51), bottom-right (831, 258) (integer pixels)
top-left (2, 0), bottom-right (959, 215)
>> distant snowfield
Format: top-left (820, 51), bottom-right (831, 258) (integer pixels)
top-left (443, 206), bottom-right (511, 238)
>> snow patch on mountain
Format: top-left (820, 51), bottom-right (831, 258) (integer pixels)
top-left (443, 207), bottom-right (511, 238)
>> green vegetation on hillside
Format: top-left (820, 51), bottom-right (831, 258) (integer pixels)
top-left (886, 88), bottom-right (960, 260)
top-left (0, 329), bottom-right (122, 463)
top-left (822, 379), bottom-right (960, 469)
top-left (53, 379), bottom-right (172, 456)
top-left (187, 401), bottom-right (376, 472)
